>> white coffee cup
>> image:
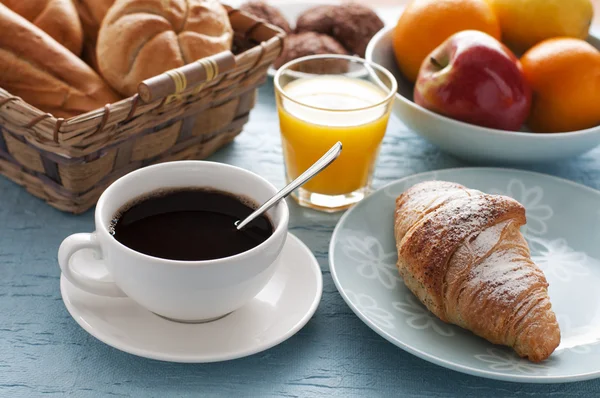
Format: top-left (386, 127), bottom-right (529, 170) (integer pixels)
top-left (58, 161), bottom-right (289, 323)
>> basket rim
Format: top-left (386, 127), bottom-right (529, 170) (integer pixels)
top-left (0, 5), bottom-right (285, 149)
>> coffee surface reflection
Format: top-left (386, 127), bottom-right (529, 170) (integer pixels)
top-left (111, 188), bottom-right (273, 261)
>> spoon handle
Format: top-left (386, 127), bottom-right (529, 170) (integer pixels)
top-left (236, 141), bottom-right (343, 230)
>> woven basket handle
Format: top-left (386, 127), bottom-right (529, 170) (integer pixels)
top-left (137, 51), bottom-right (236, 103)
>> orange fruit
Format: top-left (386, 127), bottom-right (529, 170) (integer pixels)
top-left (521, 38), bottom-right (600, 133)
top-left (392, 0), bottom-right (501, 82)
top-left (488, 0), bottom-right (594, 53)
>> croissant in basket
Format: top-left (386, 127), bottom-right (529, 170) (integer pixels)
top-left (394, 181), bottom-right (560, 362)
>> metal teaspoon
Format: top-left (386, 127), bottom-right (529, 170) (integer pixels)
top-left (235, 141), bottom-right (343, 230)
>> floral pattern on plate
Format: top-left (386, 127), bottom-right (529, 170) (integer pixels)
top-left (392, 294), bottom-right (455, 337)
top-left (474, 348), bottom-right (551, 375)
top-left (527, 237), bottom-right (590, 282)
top-left (341, 235), bottom-right (400, 290)
top-left (344, 290), bottom-right (396, 330)
top-left (555, 315), bottom-right (595, 355)
top-left (489, 179), bottom-right (553, 237)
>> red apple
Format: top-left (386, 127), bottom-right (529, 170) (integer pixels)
top-left (414, 30), bottom-right (531, 131)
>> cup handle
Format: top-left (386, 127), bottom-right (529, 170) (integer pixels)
top-left (58, 233), bottom-right (126, 298)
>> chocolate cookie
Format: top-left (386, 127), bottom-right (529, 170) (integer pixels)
top-left (331, 3), bottom-right (384, 57)
top-left (274, 32), bottom-right (349, 74)
top-left (295, 5), bottom-right (336, 35)
top-left (240, 1), bottom-right (292, 33)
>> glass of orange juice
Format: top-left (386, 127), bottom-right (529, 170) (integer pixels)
top-left (274, 55), bottom-right (397, 212)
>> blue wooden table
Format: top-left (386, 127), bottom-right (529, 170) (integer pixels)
top-left (2, 80), bottom-right (600, 397)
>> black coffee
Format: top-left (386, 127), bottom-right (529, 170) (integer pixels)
top-left (111, 188), bottom-right (273, 261)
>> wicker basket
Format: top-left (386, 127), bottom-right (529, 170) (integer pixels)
top-left (0, 6), bottom-right (284, 214)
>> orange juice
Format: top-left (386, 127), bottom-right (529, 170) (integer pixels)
top-left (277, 76), bottom-right (391, 196)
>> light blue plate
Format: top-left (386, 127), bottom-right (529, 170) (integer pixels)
top-left (330, 168), bottom-right (600, 383)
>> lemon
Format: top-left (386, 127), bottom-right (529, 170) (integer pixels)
top-left (488, 0), bottom-right (594, 52)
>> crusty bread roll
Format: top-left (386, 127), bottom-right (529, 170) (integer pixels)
top-left (2, 0), bottom-right (84, 55)
top-left (0, 3), bottom-right (120, 118)
top-left (97, 0), bottom-right (233, 97)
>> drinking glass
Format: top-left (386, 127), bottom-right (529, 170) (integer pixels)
top-left (274, 55), bottom-right (397, 212)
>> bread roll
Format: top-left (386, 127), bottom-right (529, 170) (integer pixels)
top-left (97, 0), bottom-right (233, 97)
top-left (2, 0), bottom-right (84, 55)
top-left (0, 3), bottom-right (120, 118)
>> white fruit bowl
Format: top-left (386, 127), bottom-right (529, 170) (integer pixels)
top-left (366, 26), bottom-right (600, 164)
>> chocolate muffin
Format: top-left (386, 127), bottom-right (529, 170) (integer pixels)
top-left (240, 1), bottom-right (292, 34)
top-left (295, 5), bottom-right (336, 35)
top-left (274, 32), bottom-right (349, 74)
top-left (331, 3), bottom-right (384, 57)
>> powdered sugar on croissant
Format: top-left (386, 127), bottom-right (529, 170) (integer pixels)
top-left (394, 181), bottom-right (560, 362)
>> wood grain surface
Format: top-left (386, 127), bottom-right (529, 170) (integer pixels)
top-left (1, 1), bottom-right (599, 396)
top-left (2, 78), bottom-right (600, 397)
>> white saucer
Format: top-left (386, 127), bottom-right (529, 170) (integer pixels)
top-left (60, 233), bottom-right (322, 363)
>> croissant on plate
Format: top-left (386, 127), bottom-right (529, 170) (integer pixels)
top-left (394, 181), bottom-right (560, 362)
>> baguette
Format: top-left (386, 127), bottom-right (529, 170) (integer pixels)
top-left (2, 0), bottom-right (84, 55)
top-left (0, 3), bottom-right (120, 118)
